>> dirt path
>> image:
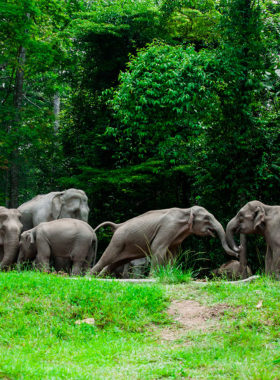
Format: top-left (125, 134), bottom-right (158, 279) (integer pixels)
top-left (157, 299), bottom-right (228, 341)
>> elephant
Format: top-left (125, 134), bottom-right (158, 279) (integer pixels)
top-left (18, 188), bottom-right (90, 272)
top-left (18, 188), bottom-right (90, 233)
top-left (113, 258), bottom-right (150, 279)
top-left (211, 260), bottom-right (252, 280)
top-left (226, 200), bottom-right (280, 278)
top-left (89, 206), bottom-right (238, 276)
top-left (0, 207), bottom-right (23, 270)
top-left (18, 219), bottom-right (97, 275)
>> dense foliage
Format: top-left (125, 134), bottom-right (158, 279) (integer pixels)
top-left (1, 0), bottom-right (280, 272)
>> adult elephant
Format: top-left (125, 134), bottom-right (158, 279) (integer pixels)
top-left (90, 206), bottom-right (238, 276)
top-left (0, 207), bottom-right (23, 270)
top-left (18, 188), bottom-right (89, 272)
top-left (18, 188), bottom-right (89, 232)
top-left (226, 200), bottom-right (280, 277)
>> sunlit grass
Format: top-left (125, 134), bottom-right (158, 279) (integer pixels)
top-left (0, 272), bottom-right (280, 379)
top-left (151, 249), bottom-right (201, 283)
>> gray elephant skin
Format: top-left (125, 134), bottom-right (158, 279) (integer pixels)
top-left (226, 200), bottom-right (280, 278)
top-left (18, 188), bottom-right (89, 272)
top-left (0, 207), bottom-right (23, 270)
top-left (114, 258), bottom-right (150, 279)
top-left (211, 260), bottom-right (252, 280)
top-left (18, 188), bottom-right (89, 232)
top-left (90, 206), bottom-right (238, 276)
top-left (18, 219), bottom-right (97, 275)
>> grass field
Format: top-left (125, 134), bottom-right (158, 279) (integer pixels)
top-left (0, 272), bottom-right (279, 379)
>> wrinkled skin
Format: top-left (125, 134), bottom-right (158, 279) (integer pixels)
top-left (18, 188), bottom-right (90, 272)
top-left (226, 200), bottom-right (280, 277)
top-left (0, 207), bottom-right (23, 270)
top-left (18, 219), bottom-right (97, 276)
top-left (90, 206), bottom-right (238, 276)
top-left (18, 188), bottom-right (89, 232)
top-left (211, 260), bottom-right (252, 280)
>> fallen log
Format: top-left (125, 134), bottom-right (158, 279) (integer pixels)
top-left (195, 275), bottom-right (260, 285)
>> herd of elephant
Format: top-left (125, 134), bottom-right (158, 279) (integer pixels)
top-left (0, 188), bottom-right (279, 278)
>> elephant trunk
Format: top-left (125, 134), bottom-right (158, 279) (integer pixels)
top-left (215, 221), bottom-right (240, 257)
top-left (80, 206), bottom-right (89, 223)
top-left (226, 217), bottom-right (240, 253)
top-left (0, 226), bottom-right (21, 269)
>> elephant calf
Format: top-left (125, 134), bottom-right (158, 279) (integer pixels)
top-left (18, 219), bottom-right (97, 275)
top-left (211, 260), bottom-right (252, 280)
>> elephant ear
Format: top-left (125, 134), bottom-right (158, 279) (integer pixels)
top-left (187, 208), bottom-right (195, 231)
top-left (0, 207), bottom-right (7, 229)
top-left (25, 231), bottom-right (34, 250)
top-left (254, 206), bottom-right (265, 229)
top-left (52, 192), bottom-right (65, 220)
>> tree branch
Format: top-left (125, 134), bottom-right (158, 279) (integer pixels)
top-left (23, 94), bottom-right (42, 109)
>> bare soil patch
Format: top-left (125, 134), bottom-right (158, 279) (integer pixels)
top-left (158, 300), bottom-right (228, 341)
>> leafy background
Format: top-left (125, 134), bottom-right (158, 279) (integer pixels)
top-left (1, 0), bottom-right (280, 273)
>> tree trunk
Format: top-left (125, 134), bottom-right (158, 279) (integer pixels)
top-left (5, 169), bottom-right (10, 208)
top-left (9, 46), bottom-right (26, 208)
top-left (53, 92), bottom-right (60, 132)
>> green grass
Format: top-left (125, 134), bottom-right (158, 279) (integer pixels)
top-left (0, 272), bottom-right (280, 379)
top-left (151, 249), bottom-right (201, 284)
top-left (152, 263), bottom-right (194, 284)
top-left (0, 272), bottom-right (169, 380)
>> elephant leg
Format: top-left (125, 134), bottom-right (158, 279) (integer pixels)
top-left (17, 250), bottom-right (25, 264)
top-left (72, 260), bottom-right (84, 276)
top-left (99, 263), bottom-right (130, 278)
top-left (102, 259), bottom-right (135, 276)
top-left (36, 240), bottom-right (51, 272)
top-left (89, 240), bottom-right (128, 275)
top-left (130, 258), bottom-right (149, 279)
top-left (150, 242), bottom-right (169, 268)
top-left (167, 245), bottom-right (180, 266)
top-left (89, 249), bottom-right (140, 276)
top-left (271, 249), bottom-right (280, 279)
top-left (81, 244), bottom-right (95, 275)
top-left (265, 244), bottom-right (273, 275)
top-left (119, 263), bottom-right (130, 279)
top-left (0, 246), bottom-right (4, 263)
top-left (150, 229), bottom-right (180, 269)
top-left (54, 257), bottom-right (71, 274)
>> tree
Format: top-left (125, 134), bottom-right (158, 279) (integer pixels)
top-left (108, 0), bottom-right (280, 269)
top-left (0, 0), bottom-right (82, 206)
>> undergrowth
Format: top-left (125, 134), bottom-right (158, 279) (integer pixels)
top-left (151, 249), bottom-right (200, 283)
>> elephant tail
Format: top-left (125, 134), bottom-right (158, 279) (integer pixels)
top-left (94, 221), bottom-right (122, 233)
top-left (92, 235), bottom-right (98, 266)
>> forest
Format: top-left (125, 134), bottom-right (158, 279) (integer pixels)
top-left (1, 0), bottom-right (280, 273)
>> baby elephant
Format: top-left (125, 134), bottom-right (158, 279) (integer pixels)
top-left (18, 219), bottom-right (97, 275)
